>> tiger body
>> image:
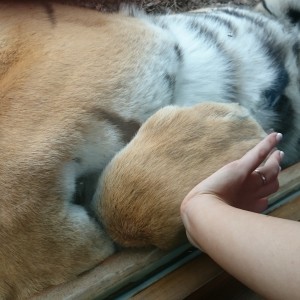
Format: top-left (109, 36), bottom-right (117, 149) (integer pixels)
top-left (0, 0), bottom-right (300, 298)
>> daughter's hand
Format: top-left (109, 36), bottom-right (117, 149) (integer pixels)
top-left (181, 132), bottom-right (284, 213)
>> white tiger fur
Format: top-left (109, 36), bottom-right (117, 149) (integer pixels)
top-left (0, 0), bottom-right (299, 298)
top-left (124, 1), bottom-right (300, 166)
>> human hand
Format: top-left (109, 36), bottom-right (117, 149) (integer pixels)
top-left (181, 132), bottom-right (284, 214)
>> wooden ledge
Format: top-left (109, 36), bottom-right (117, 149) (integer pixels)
top-left (34, 162), bottom-right (300, 299)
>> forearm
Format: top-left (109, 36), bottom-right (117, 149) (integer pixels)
top-left (182, 197), bottom-right (300, 300)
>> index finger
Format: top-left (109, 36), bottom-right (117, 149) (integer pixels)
top-left (239, 132), bottom-right (282, 173)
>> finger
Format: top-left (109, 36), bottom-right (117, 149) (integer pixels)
top-left (253, 150), bottom-right (283, 184)
top-left (239, 196), bottom-right (268, 213)
top-left (239, 132), bottom-right (282, 173)
top-left (186, 231), bottom-right (201, 250)
top-left (253, 179), bottom-right (280, 200)
top-left (265, 148), bottom-right (284, 165)
top-left (251, 197), bottom-right (269, 213)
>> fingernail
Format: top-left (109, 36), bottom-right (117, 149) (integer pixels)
top-left (276, 133), bottom-right (283, 142)
top-left (280, 151), bottom-right (284, 159)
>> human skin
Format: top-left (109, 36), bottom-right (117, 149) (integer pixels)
top-left (181, 133), bottom-right (300, 300)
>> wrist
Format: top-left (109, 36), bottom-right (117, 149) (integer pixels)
top-left (181, 193), bottom-right (228, 249)
top-left (181, 192), bottom-right (227, 219)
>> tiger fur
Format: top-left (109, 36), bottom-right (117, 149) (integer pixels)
top-left (97, 103), bottom-right (267, 249)
top-left (0, 0), bottom-right (299, 298)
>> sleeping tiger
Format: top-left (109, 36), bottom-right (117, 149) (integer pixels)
top-left (0, 0), bottom-right (299, 298)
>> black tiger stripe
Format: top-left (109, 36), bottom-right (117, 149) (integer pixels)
top-left (174, 44), bottom-right (183, 62)
top-left (184, 12), bottom-right (238, 34)
top-left (293, 42), bottom-right (300, 65)
top-left (263, 67), bottom-right (289, 108)
top-left (189, 20), bottom-right (222, 46)
top-left (164, 73), bottom-right (176, 91)
top-left (206, 14), bottom-right (237, 34)
top-left (42, 2), bottom-right (56, 26)
top-left (261, 0), bottom-right (274, 16)
top-left (157, 20), bottom-right (169, 30)
top-left (187, 20), bottom-right (238, 102)
top-left (164, 72), bottom-right (176, 104)
top-left (187, 19), bottom-right (232, 58)
top-left (293, 42), bottom-right (300, 56)
top-left (218, 8), bottom-right (265, 27)
top-left (260, 34), bottom-right (286, 69)
top-left (287, 8), bottom-right (300, 25)
top-left (270, 95), bottom-right (295, 135)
